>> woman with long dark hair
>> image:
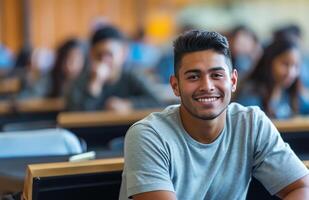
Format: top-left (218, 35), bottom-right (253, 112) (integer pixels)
top-left (235, 37), bottom-right (309, 118)
top-left (49, 38), bottom-right (85, 97)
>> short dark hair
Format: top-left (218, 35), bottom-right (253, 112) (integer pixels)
top-left (173, 30), bottom-right (232, 77)
top-left (90, 25), bottom-right (126, 47)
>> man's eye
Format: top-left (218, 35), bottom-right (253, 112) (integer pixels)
top-left (187, 75), bottom-right (199, 80)
top-left (211, 73), bottom-right (224, 78)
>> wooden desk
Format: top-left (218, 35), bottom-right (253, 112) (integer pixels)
top-left (57, 109), bottom-right (162, 148)
top-left (57, 108), bottom-right (162, 128)
top-left (0, 98), bottom-right (65, 115)
top-left (22, 158), bottom-right (309, 200)
top-left (303, 160), bottom-right (309, 168)
top-left (23, 157), bottom-right (123, 200)
top-left (0, 98), bottom-right (65, 130)
top-left (57, 109), bottom-right (309, 149)
top-left (272, 117), bottom-right (309, 133)
top-left (58, 109), bottom-right (309, 132)
top-left (271, 117), bottom-right (309, 155)
top-left (16, 98), bottom-right (65, 113)
top-left (0, 150), bottom-right (123, 195)
top-left (0, 77), bottom-right (20, 95)
top-left (0, 101), bottom-right (12, 115)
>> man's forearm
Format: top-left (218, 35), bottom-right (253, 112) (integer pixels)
top-left (283, 187), bottom-right (309, 200)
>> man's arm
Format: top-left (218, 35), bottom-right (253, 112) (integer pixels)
top-left (133, 191), bottom-right (177, 200)
top-left (276, 174), bottom-right (309, 200)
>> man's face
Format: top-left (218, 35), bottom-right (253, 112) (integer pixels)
top-left (170, 50), bottom-right (237, 120)
top-left (90, 39), bottom-right (126, 81)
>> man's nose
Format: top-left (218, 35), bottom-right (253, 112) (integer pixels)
top-left (199, 76), bottom-right (215, 92)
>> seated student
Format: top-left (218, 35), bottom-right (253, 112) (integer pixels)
top-left (272, 24), bottom-right (309, 115)
top-left (48, 38), bottom-right (86, 98)
top-left (17, 48), bottom-right (54, 99)
top-left (235, 37), bottom-right (309, 119)
top-left (227, 25), bottom-right (262, 81)
top-left (66, 25), bottom-right (162, 112)
top-left (0, 43), bottom-right (14, 70)
top-left (273, 24), bottom-right (309, 88)
top-left (126, 27), bottom-right (161, 72)
top-left (119, 30), bottom-right (309, 200)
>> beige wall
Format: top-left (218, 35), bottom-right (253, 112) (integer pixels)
top-left (0, 0), bottom-right (22, 53)
top-left (1, 0), bottom-right (195, 52)
top-left (2, 0), bottom-right (308, 53)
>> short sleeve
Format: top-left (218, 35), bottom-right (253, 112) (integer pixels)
top-left (123, 123), bottom-right (175, 198)
top-left (252, 110), bottom-right (308, 195)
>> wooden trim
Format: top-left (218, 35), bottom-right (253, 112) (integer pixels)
top-left (272, 117), bottom-right (309, 133)
top-left (0, 98), bottom-right (65, 115)
top-left (58, 108), bottom-right (309, 133)
top-left (23, 157), bottom-right (124, 200)
top-left (0, 101), bottom-right (13, 115)
top-left (16, 98), bottom-right (65, 113)
top-left (57, 108), bottom-right (162, 128)
top-left (303, 160), bottom-right (309, 168)
top-left (22, 156), bottom-right (309, 200)
top-left (0, 77), bottom-right (20, 94)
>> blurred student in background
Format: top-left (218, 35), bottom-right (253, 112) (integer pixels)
top-left (126, 27), bottom-right (161, 72)
top-left (66, 25), bottom-right (162, 112)
top-left (235, 37), bottom-right (309, 118)
top-left (48, 38), bottom-right (85, 98)
top-left (17, 48), bottom-right (54, 99)
top-left (228, 25), bottom-right (262, 81)
top-left (154, 24), bottom-right (195, 84)
top-left (273, 24), bottom-right (309, 101)
top-left (0, 43), bottom-right (14, 72)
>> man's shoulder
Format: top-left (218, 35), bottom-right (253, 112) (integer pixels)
top-left (227, 102), bottom-right (266, 121)
top-left (137, 105), bottom-right (179, 126)
top-left (128, 105), bottom-right (180, 135)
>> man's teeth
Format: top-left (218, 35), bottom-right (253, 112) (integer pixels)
top-left (197, 97), bottom-right (218, 102)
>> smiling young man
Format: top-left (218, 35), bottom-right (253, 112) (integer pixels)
top-left (119, 30), bottom-right (309, 200)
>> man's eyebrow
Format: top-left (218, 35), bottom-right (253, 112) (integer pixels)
top-left (209, 66), bottom-right (226, 72)
top-left (184, 69), bottom-right (201, 75)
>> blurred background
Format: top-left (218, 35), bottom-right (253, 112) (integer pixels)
top-left (0, 0), bottom-right (308, 117)
top-left (0, 1), bottom-right (309, 198)
top-left (1, 0), bottom-right (309, 53)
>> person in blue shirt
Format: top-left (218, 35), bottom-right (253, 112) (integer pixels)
top-left (235, 37), bottom-right (309, 118)
top-left (0, 44), bottom-right (13, 70)
top-left (119, 30), bottom-right (309, 200)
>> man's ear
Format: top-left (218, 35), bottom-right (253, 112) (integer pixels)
top-left (231, 69), bottom-right (238, 92)
top-left (170, 75), bottom-right (180, 97)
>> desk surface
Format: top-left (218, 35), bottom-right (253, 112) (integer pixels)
top-left (57, 108), bottom-right (309, 133)
top-left (272, 117), bottom-right (309, 133)
top-left (57, 108), bottom-right (162, 128)
top-left (0, 150), bottom-right (123, 195)
top-left (1, 152), bottom-right (308, 196)
top-left (0, 98), bottom-right (65, 115)
top-left (0, 77), bottom-right (20, 94)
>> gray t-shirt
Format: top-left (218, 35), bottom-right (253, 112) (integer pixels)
top-left (119, 103), bottom-right (308, 200)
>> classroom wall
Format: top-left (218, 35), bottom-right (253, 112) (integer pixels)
top-left (1, 0), bottom-right (309, 53)
top-left (0, 0), bottom-right (23, 53)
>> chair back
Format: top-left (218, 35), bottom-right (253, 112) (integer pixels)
top-left (0, 128), bottom-right (84, 157)
top-left (23, 158), bottom-right (124, 200)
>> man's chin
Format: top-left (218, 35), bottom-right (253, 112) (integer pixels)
top-left (195, 113), bottom-right (220, 121)
top-left (195, 106), bottom-right (228, 121)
